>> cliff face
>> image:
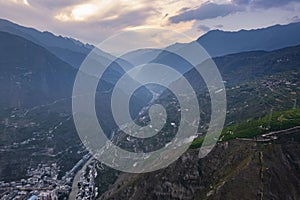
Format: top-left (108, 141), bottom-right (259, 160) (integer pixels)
top-left (100, 130), bottom-right (300, 200)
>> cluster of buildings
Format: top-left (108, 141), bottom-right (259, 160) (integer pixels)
top-left (0, 163), bottom-right (71, 200)
top-left (75, 159), bottom-right (98, 200)
top-left (261, 79), bottom-right (296, 88)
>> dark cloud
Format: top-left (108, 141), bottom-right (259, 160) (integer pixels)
top-left (232, 0), bottom-right (299, 8)
top-left (169, 0), bottom-right (300, 24)
top-left (178, 7), bottom-right (190, 13)
top-left (232, 0), bottom-right (250, 4)
top-left (197, 24), bottom-right (210, 32)
top-left (290, 16), bottom-right (300, 23)
top-left (169, 3), bottom-right (243, 23)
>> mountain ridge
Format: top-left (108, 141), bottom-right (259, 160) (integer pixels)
top-left (0, 30), bottom-right (77, 108)
top-left (0, 18), bottom-right (94, 68)
top-left (196, 22), bottom-right (300, 57)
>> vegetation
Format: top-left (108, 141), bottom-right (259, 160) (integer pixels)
top-left (191, 107), bottom-right (300, 149)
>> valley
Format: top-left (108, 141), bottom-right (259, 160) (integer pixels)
top-left (0, 19), bottom-right (299, 200)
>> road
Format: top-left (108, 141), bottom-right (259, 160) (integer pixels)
top-left (69, 157), bottom-right (94, 200)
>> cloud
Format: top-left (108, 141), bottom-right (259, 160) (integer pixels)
top-left (28, 0), bottom-right (84, 9)
top-left (0, 0), bottom-right (199, 45)
top-left (215, 24), bottom-right (224, 28)
top-left (169, 2), bottom-right (243, 23)
top-left (232, 0), bottom-right (299, 8)
top-left (290, 15), bottom-right (300, 23)
top-left (169, 0), bottom-right (300, 24)
top-left (95, 8), bottom-right (156, 29)
top-left (197, 24), bottom-right (210, 32)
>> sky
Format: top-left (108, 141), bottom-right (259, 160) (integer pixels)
top-left (0, 0), bottom-right (299, 46)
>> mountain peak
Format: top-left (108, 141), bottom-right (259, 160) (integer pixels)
top-left (196, 22), bottom-right (300, 57)
top-left (0, 18), bottom-right (98, 67)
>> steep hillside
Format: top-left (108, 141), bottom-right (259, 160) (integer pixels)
top-left (100, 127), bottom-right (300, 200)
top-left (0, 31), bottom-right (76, 108)
top-left (94, 45), bottom-right (300, 200)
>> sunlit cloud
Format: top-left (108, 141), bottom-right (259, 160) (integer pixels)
top-left (55, 0), bottom-right (148, 22)
top-left (54, 0), bottom-right (203, 29)
top-left (50, 0), bottom-right (203, 44)
top-left (56, 3), bottom-right (99, 21)
top-left (23, 0), bottom-right (29, 6)
top-left (5, 0), bottom-right (29, 6)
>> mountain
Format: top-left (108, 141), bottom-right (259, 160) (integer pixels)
top-left (167, 22), bottom-right (300, 58)
top-left (0, 19), bottom-right (300, 199)
top-left (0, 18), bottom-right (116, 69)
top-left (196, 22), bottom-right (300, 57)
top-left (97, 45), bottom-right (300, 199)
top-left (182, 44), bottom-right (300, 90)
top-left (0, 31), bottom-right (76, 108)
top-left (0, 28), bottom-right (152, 184)
top-left (0, 28), bottom-right (153, 137)
top-left (2, 18), bottom-right (300, 69)
top-left (101, 128), bottom-right (300, 200)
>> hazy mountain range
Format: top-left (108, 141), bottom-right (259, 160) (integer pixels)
top-left (197, 22), bottom-right (300, 57)
top-left (0, 18), bottom-right (300, 126)
top-left (166, 21), bottom-right (300, 58)
top-left (2, 18), bottom-right (300, 66)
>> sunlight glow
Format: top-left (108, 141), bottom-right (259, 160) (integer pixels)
top-left (72, 4), bottom-right (97, 21)
top-left (23, 0), bottom-right (29, 6)
top-left (7, 0), bottom-right (29, 6)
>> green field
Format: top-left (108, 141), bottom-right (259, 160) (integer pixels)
top-left (190, 107), bottom-right (300, 149)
